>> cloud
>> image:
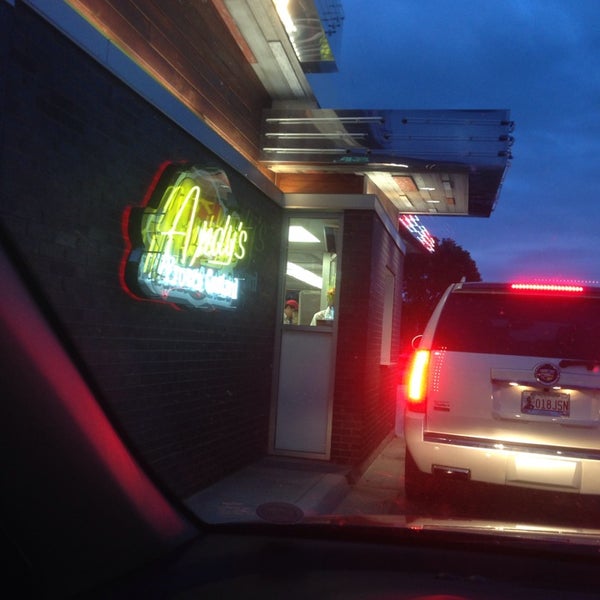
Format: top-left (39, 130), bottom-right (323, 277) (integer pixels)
top-left (309, 1), bottom-right (600, 282)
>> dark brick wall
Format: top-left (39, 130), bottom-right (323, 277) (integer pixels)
top-left (332, 211), bottom-right (404, 464)
top-left (1, 3), bottom-right (282, 498)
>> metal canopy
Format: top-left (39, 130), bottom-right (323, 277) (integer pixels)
top-left (261, 108), bottom-right (514, 217)
top-left (60, 0), bottom-right (514, 221)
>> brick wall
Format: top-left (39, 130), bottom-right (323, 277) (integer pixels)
top-left (331, 211), bottom-right (404, 464)
top-left (0, 3), bottom-right (282, 498)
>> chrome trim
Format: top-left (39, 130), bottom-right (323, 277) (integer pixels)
top-left (424, 432), bottom-right (600, 461)
top-left (265, 132), bottom-right (367, 139)
top-left (265, 116), bottom-right (384, 124)
top-left (432, 465), bottom-right (470, 480)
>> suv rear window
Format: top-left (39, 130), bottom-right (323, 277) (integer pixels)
top-left (432, 292), bottom-right (600, 359)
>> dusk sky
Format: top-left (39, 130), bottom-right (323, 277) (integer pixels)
top-left (308, 0), bottom-right (600, 284)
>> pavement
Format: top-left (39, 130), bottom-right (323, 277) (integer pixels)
top-left (333, 434), bottom-right (406, 516)
top-left (185, 434), bottom-right (406, 524)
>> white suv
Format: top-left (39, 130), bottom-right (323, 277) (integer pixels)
top-left (404, 282), bottom-right (600, 500)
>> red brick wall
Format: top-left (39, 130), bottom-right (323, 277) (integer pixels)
top-left (331, 211), bottom-right (404, 464)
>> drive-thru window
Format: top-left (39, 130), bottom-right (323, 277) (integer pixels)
top-left (272, 215), bottom-right (341, 458)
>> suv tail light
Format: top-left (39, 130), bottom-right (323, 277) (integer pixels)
top-left (406, 350), bottom-right (430, 412)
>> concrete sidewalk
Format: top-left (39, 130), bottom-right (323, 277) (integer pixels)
top-left (184, 435), bottom-right (405, 524)
top-left (333, 435), bottom-right (406, 516)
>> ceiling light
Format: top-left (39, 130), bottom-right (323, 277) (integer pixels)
top-left (289, 226), bottom-right (319, 243)
top-left (287, 262), bottom-right (322, 288)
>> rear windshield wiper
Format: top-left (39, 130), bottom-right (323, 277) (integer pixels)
top-left (559, 359), bottom-right (600, 371)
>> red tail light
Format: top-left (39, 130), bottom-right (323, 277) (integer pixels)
top-left (406, 350), bottom-right (430, 412)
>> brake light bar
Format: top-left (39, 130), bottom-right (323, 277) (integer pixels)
top-left (510, 283), bottom-right (584, 293)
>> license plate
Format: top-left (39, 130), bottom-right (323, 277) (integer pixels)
top-left (521, 390), bottom-right (570, 417)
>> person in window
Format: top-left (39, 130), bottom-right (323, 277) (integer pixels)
top-left (310, 287), bottom-right (335, 326)
top-left (283, 299), bottom-right (299, 325)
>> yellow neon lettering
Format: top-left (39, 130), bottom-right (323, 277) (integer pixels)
top-left (182, 185), bottom-right (201, 264)
top-left (133, 166), bottom-right (250, 309)
top-left (234, 221), bottom-right (248, 260)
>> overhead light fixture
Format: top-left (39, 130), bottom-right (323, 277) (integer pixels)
top-left (287, 262), bottom-right (322, 288)
top-left (289, 225), bottom-right (319, 243)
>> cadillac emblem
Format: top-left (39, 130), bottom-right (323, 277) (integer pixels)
top-left (534, 363), bottom-right (560, 386)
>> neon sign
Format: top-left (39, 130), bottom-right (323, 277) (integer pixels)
top-left (123, 163), bottom-right (249, 309)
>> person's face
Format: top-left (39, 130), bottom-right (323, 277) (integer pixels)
top-left (284, 305), bottom-right (294, 317)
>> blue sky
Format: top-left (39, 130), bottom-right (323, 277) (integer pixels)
top-left (308, 0), bottom-right (600, 283)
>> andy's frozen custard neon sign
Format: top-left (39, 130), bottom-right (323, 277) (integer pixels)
top-left (123, 163), bottom-right (249, 309)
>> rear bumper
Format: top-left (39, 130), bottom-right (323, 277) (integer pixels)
top-left (423, 431), bottom-right (600, 461)
top-left (405, 413), bottom-right (600, 494)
